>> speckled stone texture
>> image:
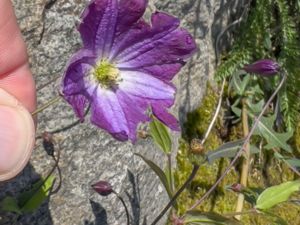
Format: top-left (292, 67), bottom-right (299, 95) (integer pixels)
top-left (0, 0), bottom-right (242, 224)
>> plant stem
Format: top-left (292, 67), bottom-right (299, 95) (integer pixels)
top-left (235, 98), bottom-right (250, 220)
top-left (201, 79), bottom-right (226, 145)
top-left (187, 71), bottom-right (287, 211)
top-left (113, 191), bottom-right (130, 225)
top-left (167, 153), bottom-right (174, 193)
top-left (150, 165), bottom-right (200, 225)
top-left (32, 96), bottom-right (61, 116)
top-left (223, 209), bottom-right (257, 217)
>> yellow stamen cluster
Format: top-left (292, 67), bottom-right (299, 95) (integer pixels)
top-left (93, 60), bottom-right (119, 88)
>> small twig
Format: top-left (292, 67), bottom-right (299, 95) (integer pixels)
top-left (36, 74), bottom-right (61, 92)
top-left (150, 165), bottom-right (200, 225)
top-left (235, 98), bottom-right (250, 220)
top-left (188, 71), bottom-right (287, 211)
top-left (201, 79), bottom-right (226, 145)
top-left (113, 191), bottom-right (130, 225)
top-left (32, 95), bottom-right (61, 116)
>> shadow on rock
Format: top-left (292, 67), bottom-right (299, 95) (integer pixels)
top-left (125, 169), bottom-right (143, 225)
top-left (0, 163), bottom-right (53, 225)
top-left (84, 200), bottom-right (108, 225)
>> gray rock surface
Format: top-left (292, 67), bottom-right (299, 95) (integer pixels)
top-left (0, 0), bottom-right (242, 224)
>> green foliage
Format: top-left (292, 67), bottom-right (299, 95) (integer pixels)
top-left (183, 211), bottom-right (242, 225)
top-left (150, 116), bottom-right (172, 154)
top-left (216, 0), bottom-right (300, 130)
top-left (0, 176), bottom-right (55, 215)
top-left (0, 197), bottom-right (22, 215)
top-left (206, 139), bottom-right (260, 164)
top-left (252, 115), bottom-right (294, 152)
top-left (255, 180), bottom-right (300, 210)
top-left (134, 153), bottom-right (174, 205)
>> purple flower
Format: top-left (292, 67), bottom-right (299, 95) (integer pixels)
top-left (92, 180), bottom-right (113, 196)
top-left (62, 0), bottom-right (197, 142)
top-left (244, 59), bottom-right (280, 76)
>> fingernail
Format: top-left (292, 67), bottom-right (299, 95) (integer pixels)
top-left (0, 89), bottom-right (35, 182)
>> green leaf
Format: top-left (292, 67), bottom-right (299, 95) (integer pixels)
top-left (255, 180), bottom-right (300, 210)
top-left (149, 116), bottom-right (172, 154)
top-left (253, 115), bottom-right (293, 152)
top-left (285, 158), bottom-right (300, 168)
top-left (206, 139), bottom-right (260, 164)
top-left (18, 175), bottom-right (55, 213)
top-left (134, 153), bottom-right (174, 206)
top-left (247, 99), bottom-right (264, 114)
top-left (231, 72), bottom-right (250, 96)
top-left (184, 211), bottom-right (242, 225)
top-left (0, 196), bottom-right (22, 214)
top-left (273, 152), bottom-right (300, 168)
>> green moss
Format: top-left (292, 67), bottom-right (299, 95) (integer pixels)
top-left (184, 83), bottom-right (219, 143)
top-left (172, 83), bottom-right (300, 224)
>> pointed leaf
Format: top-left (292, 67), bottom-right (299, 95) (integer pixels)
top-left (184, 211), bottom-right (242, 225)
top-left (285, 158), bottom-right (300, 168)
top-left (248, 99), bottom-right (265, 114)
top-left (253, 116), bottom-right (293, 152)
top-left (206, 139), bottom-right (259, 164)
top-left (256, 180), bottom-right (300, 210)
top-left (0, 196), bottom-right (22, 214)
top-left (18, 175), bottom-right (55, 213)
top-left (149, 116), bottom-right (172, 154)
top-left (134, 153), bottom-right (173, 203)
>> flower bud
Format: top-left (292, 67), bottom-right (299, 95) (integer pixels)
top-left (92, 180), bottom-right (113, 196)
top-left (229, 183), bottom-right (243, 193)
top-left (189, 139), bottom-right (205, 155)
top-left (244, 59), bottom-right (280, 76)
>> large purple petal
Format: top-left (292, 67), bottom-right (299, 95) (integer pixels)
top-left (90, 88), bottom-right (129, 141)
top-left (79, 0), bottom-right (118, 57)
top-left (62, 49), bottom-right (96, 120)
top-left (109, 12), bottom-right (180, 60)
top-left (118, 70), bottom-right (176, 100)
top-left (79, 0), bottom-right (147, 57)
top-left (116, 0), bottom-right (147, 35)
top-left (116, 27), bottom-right (196, 81)
top-left (64, 95), bottom-right (88, 121)
top-left (116, 90), bottom-right (150, 142)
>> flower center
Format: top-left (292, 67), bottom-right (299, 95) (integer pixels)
top-left (93, 60), bottom-right (119, 88)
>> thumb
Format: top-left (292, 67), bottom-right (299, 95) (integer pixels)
top-left (0, 88), bottom-right (35, 182)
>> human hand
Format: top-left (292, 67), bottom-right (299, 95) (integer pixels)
top-left (0, 0), bottom-right (36, 182)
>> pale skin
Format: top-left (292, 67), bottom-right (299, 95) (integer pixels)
top-left (0, 0), bottom-right (36, 181)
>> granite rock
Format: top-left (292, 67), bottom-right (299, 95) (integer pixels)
top-left (0, 0), bottom-right (242, 224)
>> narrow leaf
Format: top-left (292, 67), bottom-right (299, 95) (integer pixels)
top-left (134, 153), bottom-right (174, 204)
top-left (18, 175), bottom-right (55, 213)
top-left (285, 158), bottom-right (300, 168)
top-left (149, 116), bottom-right (172, 154)
top-left (253, 115), bottom-right (293, 152)
top-left (256, 180), bottom-right (300, 210)
top-left (184, 211), bottom-right (242, 225)
top-left (0, 196), bottom-right (22, 214)
top-left (206, 139), bottom-right (259, 164)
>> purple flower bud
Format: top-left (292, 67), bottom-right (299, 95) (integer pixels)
top-left (92, 180), bottom-right (113, 196)
top-left (229, 183), bottom-right (243, 193)
top-left (244, 59), bottom-right (280, 76)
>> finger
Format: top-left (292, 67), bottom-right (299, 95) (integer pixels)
top-left (0, 0), bottom-right (36, 113)
top-left (0, 89), bottom-right (35, 182)
top-left (0, 0), bottom-right (36, 181)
